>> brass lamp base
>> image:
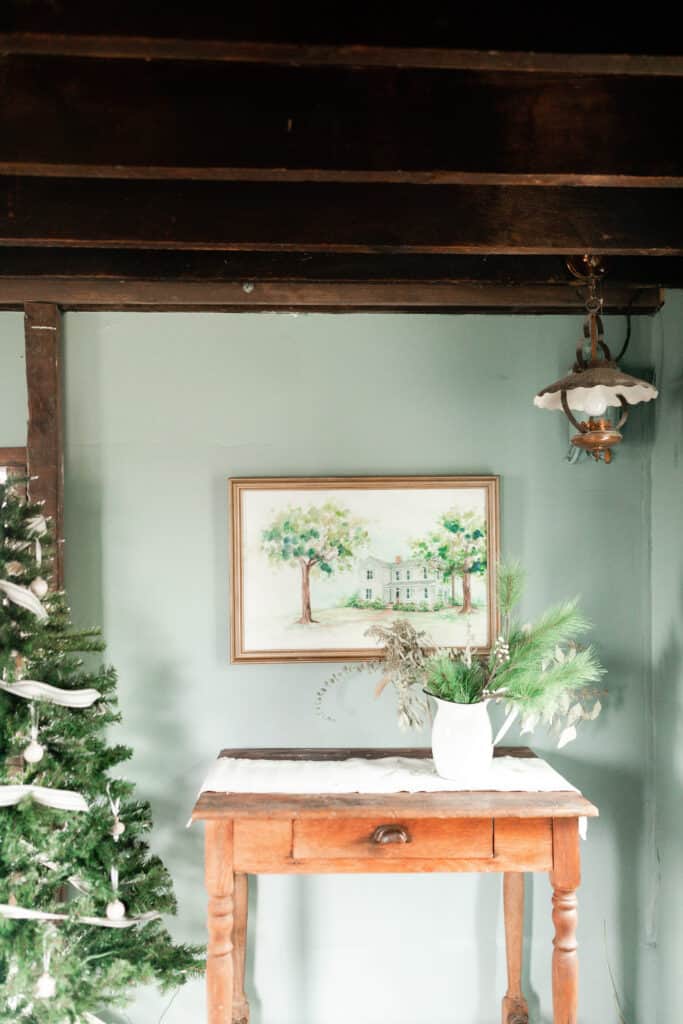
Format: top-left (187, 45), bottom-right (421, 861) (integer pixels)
top-left (571, 418), bottom-right (622, 463)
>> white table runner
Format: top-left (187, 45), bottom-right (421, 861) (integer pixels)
top-left (200, 755), bottom-right (578, 796)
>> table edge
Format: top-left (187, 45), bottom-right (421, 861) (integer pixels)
top-left (192, 789), bottom-right (599, 820)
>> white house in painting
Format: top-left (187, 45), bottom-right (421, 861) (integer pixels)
top-left (358, 555), bottom-right (448, 606)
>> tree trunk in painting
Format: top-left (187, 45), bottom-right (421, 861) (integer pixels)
top-left (459, 572), bottom-right (472, 614)
top-left (298, 560), bottom-right (317, 624)
top-left (450, 574), bottom-right (456, 606)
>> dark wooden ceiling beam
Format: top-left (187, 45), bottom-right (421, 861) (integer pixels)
top-left (0, 249), bottom-right (679, 286)
top-left (2, 57), bottom-right (682, 185)
top-left (0, 3), bottom-right (680, 60)
top-left (0, 278), bottom-right (663, 315)
top-left (1, 35), bottom-right (682, 76)
top-left (1, 178), bottom-right (681, 255)
top-left (0, 251), bottom-right (668, 313)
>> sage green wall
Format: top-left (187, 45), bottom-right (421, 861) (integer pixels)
top-left (0, 308), bottom-right (661, 1022)
top-left (651, 292), bottom-right (683, 1024)
top-left (0, 313), bottom-right (27, 445)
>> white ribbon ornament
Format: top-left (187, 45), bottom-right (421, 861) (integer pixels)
top-left (0, 902), bottom-right (160, 929)
top-left (0, 579), bottom-right (47, 620)
top-left (0, 680), bottom-right (101, 708)
top-left (0, 784), bottom-right (89, 812)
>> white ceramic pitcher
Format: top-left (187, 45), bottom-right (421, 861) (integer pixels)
top-left (430, 697), bottom-right (493, 783)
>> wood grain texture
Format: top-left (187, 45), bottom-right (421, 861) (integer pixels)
top-left (232, 874), bottom-right (249, 1024)
top-left (2, 178), bottom-right (682, 255)
top-left (494, 818), bottom-right (553, 869)
top-left (2, 57), bottom-right (682, 184)
top-left (205, 821), bottom-right (234, 1024)
top-left (0, 249), bottom-right (672, 312)
top-left (0, 447), bottom-right (27, 471)
top-left (219, 746), bottom-right (535, 761)
top-left (293, 817), bottom-right (493, 860)
top-left (24, 302), bottom-right (63, 587)
top-left (1, 27), bottom-right (681, 76)
top-left (551, 818), bottom-right (581, 1024)
top-left (233, 819), bottom-right (292, 872)
top-left (195, 790), bottom-right (597, 821)
top-left (502, 873), bottom-right (529, 1024)
top-left (0, 276), bottom-right (663, 315)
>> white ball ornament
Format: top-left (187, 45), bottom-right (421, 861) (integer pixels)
top-left (106, 899), bottom-right (126, 921)
top-left (23, 739), bottom-right (45, 764)
top-left (111, 819), bottom-right (126, 840)
top-left (29, 576), bottom-right (49, 599)
top-left (35, 972), bottom-right (57, 999)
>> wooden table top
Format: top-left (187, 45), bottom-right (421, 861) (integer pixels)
top-left (191, 746), bottom-right (598, 821)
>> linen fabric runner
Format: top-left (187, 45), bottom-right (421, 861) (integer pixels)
top-left (199, 754), bottom-right (578, 796)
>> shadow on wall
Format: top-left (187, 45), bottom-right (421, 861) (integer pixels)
top-left (548, 753), bottom-right (645, 1024)
top-left (652, 595), bottom-right (683, 1021)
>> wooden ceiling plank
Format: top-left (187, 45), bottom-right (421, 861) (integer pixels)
top-left (0, 179), bottom-right (681, 255)
top-left (0, 250), bottom-right (679, 287)
top-left (1, 35), bottom-right (682, 75)
top-left (0, 278), bottom-right (664, 314)
top-left (2, 57), bottom-right (682, 184)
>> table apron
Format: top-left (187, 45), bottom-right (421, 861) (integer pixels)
top-left (231, 815), bottom-right (553, 873)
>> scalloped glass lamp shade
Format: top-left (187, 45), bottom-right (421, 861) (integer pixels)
top-left (534, 365), bottom-right (658, 417)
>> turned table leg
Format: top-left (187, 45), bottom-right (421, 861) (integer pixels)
top-left (502, 872), bottom-right (529, 1024)
top-left (205, 821), bottom-right (234, 1024)
top-left (551, 818), bottom-right (580, 1024)
top-left (232, 873), bottom-right (250, 1024)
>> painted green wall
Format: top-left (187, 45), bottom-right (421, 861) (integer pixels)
top-left (0, 307), bottom-right (662, 1022)
top-left (0, 313), bottom-right (27, 445)
top-left (651, 292), bottom-right (683, 1024)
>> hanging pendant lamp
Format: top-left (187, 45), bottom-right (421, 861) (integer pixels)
top-left (534, 255), bottom-right (658, 463)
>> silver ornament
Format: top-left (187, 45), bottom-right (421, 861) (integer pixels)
top-left (106, 899), bottom-right (126, 921)
top-left (29, 577), bottom-right (48, 599)
top-left (35, 972), bottom-right (57, 999)
top-left (23, 739), bottom-right (45, 764)
top-left (111, 819), bottom-right (126, 840)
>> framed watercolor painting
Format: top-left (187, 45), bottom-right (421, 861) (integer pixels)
top-left (230, 476), bottom-right (500, 663)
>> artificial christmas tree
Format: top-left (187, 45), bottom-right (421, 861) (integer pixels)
top-left (0, 477), bottom-right (203, 1022)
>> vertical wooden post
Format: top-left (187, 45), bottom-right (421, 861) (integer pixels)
top-left (502, 872), bottom-right (529, 1024)
top-left (233, 873), bottom-right (250, 1024)
top-left (24, 302), bottom-right (64, 587)
top-left (551, 818), bottom-right (580, 1024)
top-left (205, 821), bottom-right (234, 1024)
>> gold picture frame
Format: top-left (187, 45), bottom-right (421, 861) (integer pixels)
top-left (230, 475), bottom-right (500, 664)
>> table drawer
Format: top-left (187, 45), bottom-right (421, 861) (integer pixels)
top-left (293, 817), bottom-right (493, 860)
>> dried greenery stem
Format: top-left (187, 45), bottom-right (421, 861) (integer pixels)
top-left (316, 620), bottom-right (433, 730)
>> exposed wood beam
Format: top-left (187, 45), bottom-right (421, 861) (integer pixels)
top-left (0, 5), bottom-right (680, 60)
top-left (0, 251), bottom-right (672, 312)
top-left (24, 302), bottom-right (63, 588)
top-left (0, 278), bottom-right (664, 315)
top-left (1, 179), bottom-right (681, 255)
top-left (1, 36), bottom-right (682, 76)
top-left (0, 250), bottom-right (679, 287)
top-left (2, 58), bottom-right (682, 185)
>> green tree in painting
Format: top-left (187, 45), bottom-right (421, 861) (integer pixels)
top-left (261, 502), bottom-right (369, 624)
top-left (411, 510), bottom-right (487, 614)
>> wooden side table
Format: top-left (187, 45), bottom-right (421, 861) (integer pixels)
top-left (191, 747), bottom-right (598, 1024)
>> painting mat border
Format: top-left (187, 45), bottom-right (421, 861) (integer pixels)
top-left (230, 475), bottom-right (500, 664)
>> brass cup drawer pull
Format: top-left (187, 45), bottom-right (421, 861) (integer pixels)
top-left (371, 824), bottom-right (410, 845)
